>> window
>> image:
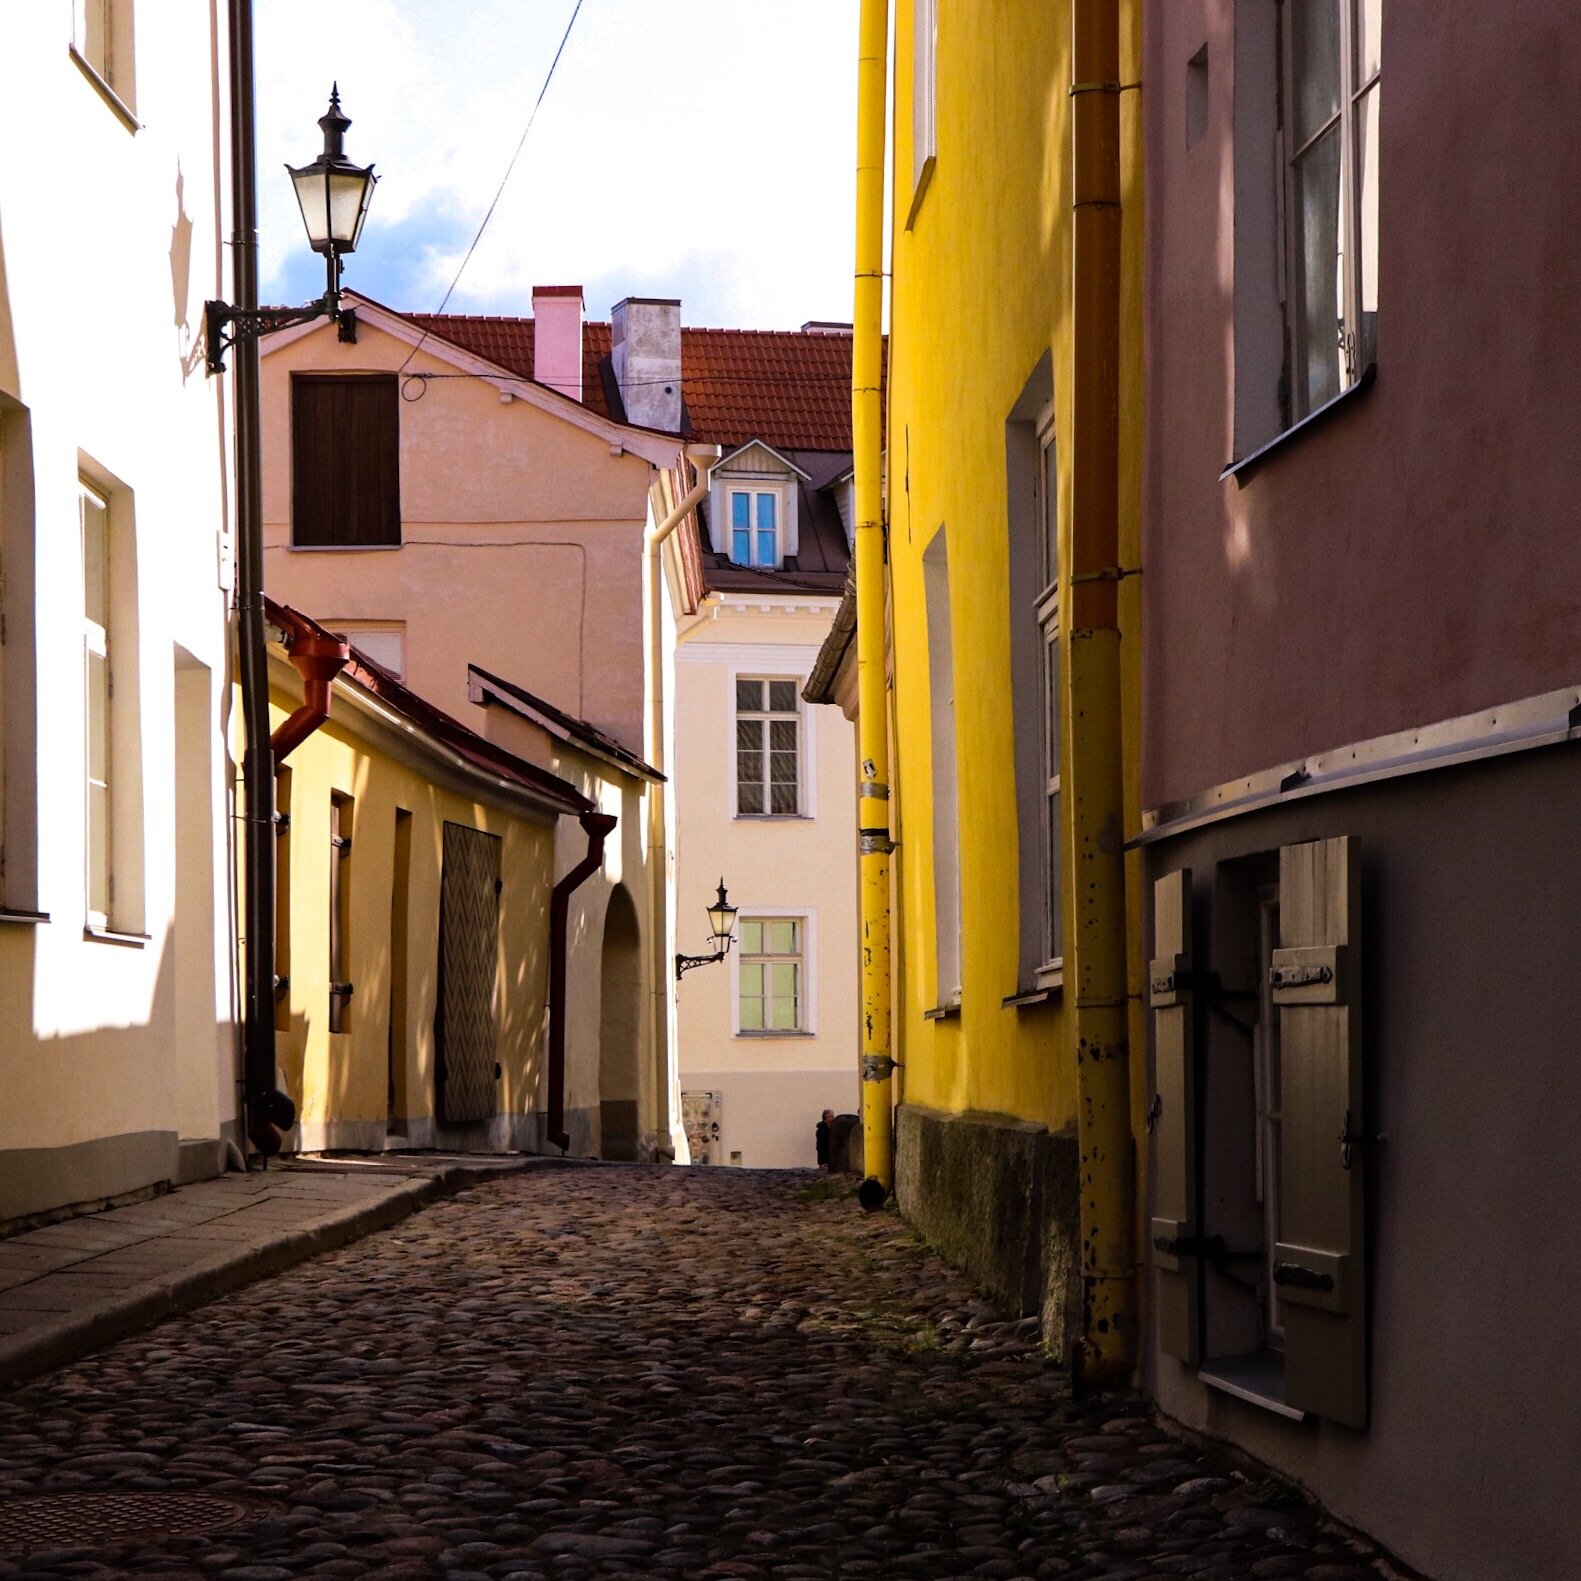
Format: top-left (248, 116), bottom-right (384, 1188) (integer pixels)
top-left (331, 621), bottom-right (405, 679)
top-left (1034, 419), bottom-right (1063, 976)
top-left (738, 917), bottom-right (804, 1033)
top-left (729, 489), bottom-right (780, 567)
top-left (274, 768), bottom-right (292, 1032)
top-left (911, 0), bottom-right (938, 212)
top-left (291, 375), bottom-right (401, 547)
top-left (72, 0), bottom-right (135, 114)
top-left (736, 678), bottom-right (801, 816)
top-left (329, 792), bottom-right (353, 1032)
top-left (82, 480), bottom-right (112, 926)
top-left (1280, 0), bottom-right (1380, 420)
top-left (923, 528), bottom-right (961, 1006)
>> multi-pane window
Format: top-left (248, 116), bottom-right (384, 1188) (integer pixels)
top-left (729, 490), bottom-right (779, 567)
top-left (81, 480), bottom-right (112, 926)
top-left (736, 678), bottom-right (800, 816)
top-left (738, 917), bottom-right (803, 1033)
top-left (1034, 422), bottom-right (1063, 972)
top-left (913, 0), bottom-right (938, 196)
top-left (1282, 0), bottom-right (1380, 419)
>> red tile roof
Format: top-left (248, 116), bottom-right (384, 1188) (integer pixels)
top-left (398, 311), bottom-right (856, 454)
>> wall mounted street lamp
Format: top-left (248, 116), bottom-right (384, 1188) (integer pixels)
top-left (676, 879), bottom-right (739, 979)
top-left (205, 84), bottom-right (377, 375)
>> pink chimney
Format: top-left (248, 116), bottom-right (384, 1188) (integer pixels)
top-left (532, 286), bottom-right (584, 403)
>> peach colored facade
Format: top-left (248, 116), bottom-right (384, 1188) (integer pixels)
top-left (259, 295), bottom-right (680, 747)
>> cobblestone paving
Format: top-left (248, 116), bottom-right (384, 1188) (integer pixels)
top-left (0, 1168), bottom-right (1396, 1580)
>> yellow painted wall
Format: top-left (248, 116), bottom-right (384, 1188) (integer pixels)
top-left (265, 661), bottom-right (557, 1144)
top-left (885, 0), bottom-right (1143, 1132)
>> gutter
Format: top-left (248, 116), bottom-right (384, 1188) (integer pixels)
top-left (643, 442), bottom-right (721, 1163)
top-left (224, 0), bottom-right (293, 1156)
top-left (803, 565), bottom-right (857, 707)
top-left (271, 617), bottom-right (350, 762)
top-left (547, 811), bottom-right (619, 1151)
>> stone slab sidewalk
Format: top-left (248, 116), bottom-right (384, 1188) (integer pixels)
top-left (0, 1153), bottom-right (558, 1389)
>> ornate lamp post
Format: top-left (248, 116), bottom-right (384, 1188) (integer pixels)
top-left (676, 880), bottom-right (740, 979)
top-left (206, 86), bottom-right (377, 373)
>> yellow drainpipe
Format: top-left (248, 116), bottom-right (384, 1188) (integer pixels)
top-left (853, 0), bottom-right (894, 1209)
top-left (1067, 0), bottom-right (1137, 1385)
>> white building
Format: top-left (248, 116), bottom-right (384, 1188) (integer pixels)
top-left (656, 343), bottom-right (862, 1168)
top-left (0, 2), bottom-right (238, 1221)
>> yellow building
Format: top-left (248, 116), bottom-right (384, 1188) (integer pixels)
top-left (810, 0), bottom-right (1145, 1375)
top-left (261, 602), bottom-right (605, 1155)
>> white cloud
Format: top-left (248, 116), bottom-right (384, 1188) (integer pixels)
top-left (256, 0), bottom-right (858, 329)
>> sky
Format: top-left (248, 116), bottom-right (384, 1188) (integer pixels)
top-left (255, 0), bottom-right (859, 331)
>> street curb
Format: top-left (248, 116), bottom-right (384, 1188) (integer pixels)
top-left (0, 1160), bottom-right (527, 1392)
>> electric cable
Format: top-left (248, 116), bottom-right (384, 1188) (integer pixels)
top-left (398, 0), bottom-right (587, 376)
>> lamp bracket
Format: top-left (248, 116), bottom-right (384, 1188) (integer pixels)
top-left (205, 254), bottom-right (356, 374)
top-left (676, 945), bottom-right (731, 980)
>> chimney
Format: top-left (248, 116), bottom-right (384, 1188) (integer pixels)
top-left (532, 286), bottom-right (584, 402)
top-left (611, 297), bottom-right (682, 431)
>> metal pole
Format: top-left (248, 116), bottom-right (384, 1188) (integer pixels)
top-left (227, 0), bottom-right (278, 1133)
top-left (853, 0), bottom-right (894, 1209)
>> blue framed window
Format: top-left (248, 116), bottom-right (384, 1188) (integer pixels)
top-left (729, 490), bottom-right (779, 567)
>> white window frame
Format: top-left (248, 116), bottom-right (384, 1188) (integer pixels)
top-left (909, 0), bottom-right (938, 222)
top-left (71, 0), bottom-right (137, 121)
top-left (714, 469), bottom-right (797, 570)
top-left (1279, 0), bottom-right (1379, 422)
top-left (732, 908), bottom-right (817, 1037)
top-left (1034, 413), bottom-right (1063, 984)
top-left (330, 620), bottom-right (406, 680)
top-left (82, 479), bottom-right (112, 929)
top-left (732, 672), bottom-right (812, 820)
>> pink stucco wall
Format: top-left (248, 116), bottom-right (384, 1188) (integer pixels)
top-left (1143, 0), bottom-right (1581, 810)
top-left (260, 315), bottom-right (660, 752)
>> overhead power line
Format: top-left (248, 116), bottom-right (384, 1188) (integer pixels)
top-left (399, 0), bottom-right (587, 374)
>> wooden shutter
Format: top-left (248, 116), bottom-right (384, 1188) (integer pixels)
top-left (1149, 867), bottom-right (1200, 1362)
top-left (1273, 836), bottom-right (1366, 1427)
top-left (291, 374), bottom-right (401, 547)
top-left (435, 822), bottom-right (501, 1123)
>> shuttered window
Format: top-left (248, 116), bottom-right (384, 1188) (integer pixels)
top-left (291, 374), bottom-right (401, 547)
top-left (736, 678), bottom-right (801, 816)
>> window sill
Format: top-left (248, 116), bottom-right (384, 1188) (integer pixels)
top-left (922, 1001), bottom-right (960, 1022)
top-left (734, 814), bottom-right (811, 823)
top-left (70, 47), bottom-right (139, 132)
top-left (286, 542), bottom-right (403, 553)
top-left (1220, 363), bottom-right (1376, 486)
top-left (0, 908), bottom-right (49, 926)
top-left (1198, 1350), bottom-right (1308, 1423)
top-left (84, 926), bottom-right (151, 949)
top-left (1003, 983), bottom-right (1061, 1008)
top-left (736, 1029), bottom-right (814, 1039)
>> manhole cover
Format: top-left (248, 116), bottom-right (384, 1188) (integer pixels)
top-left (0, 1491), bottom-right (253, 1552)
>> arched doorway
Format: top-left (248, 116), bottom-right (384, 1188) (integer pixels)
top-left (599, 886), bottom-right (642, 1160)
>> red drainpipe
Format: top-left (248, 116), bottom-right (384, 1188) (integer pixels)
top-left (272, 627), bottom-right (351, 761)
top-left (547, 810), bottom-right (618, 1151)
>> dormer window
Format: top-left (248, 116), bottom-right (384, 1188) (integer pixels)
top-left (730, 488), bottom-right (781, 567)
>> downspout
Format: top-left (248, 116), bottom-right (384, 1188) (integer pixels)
top-left (1067, 0), bottom-right (1137, 1387)
top-left (271, 627), bottom-right (350, 762)
top-left (547, 810), bottom-right (618, 1152)
top-left (853, 0), bottom-right (894, 1211)
top-left (226, 0), bottom-right (289, 1152)
top-left (643, 442), bottom-right (720, 1161)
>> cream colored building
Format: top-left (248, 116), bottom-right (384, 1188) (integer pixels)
top-left (657, 368), bottom-right (862, 1168)
top-left (0, 3), bottom-right (240, 1223)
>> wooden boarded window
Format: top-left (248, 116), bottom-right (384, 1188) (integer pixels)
top-left (291, 374), bottom-right (401, 547)
top-left (1272, 835), bottom-right (1365, 1427)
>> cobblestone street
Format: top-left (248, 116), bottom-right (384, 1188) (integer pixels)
top-left (0, 1169), bottom-right (1395, 1580)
